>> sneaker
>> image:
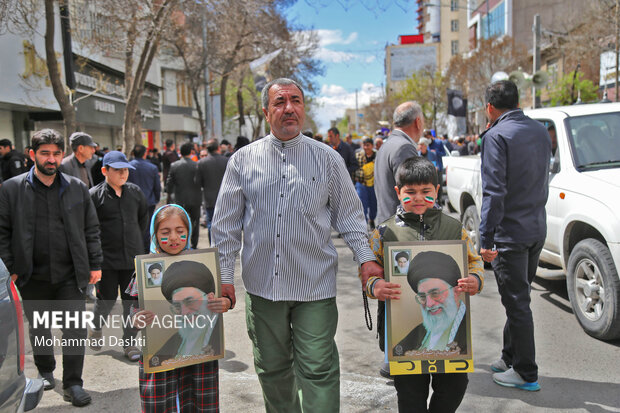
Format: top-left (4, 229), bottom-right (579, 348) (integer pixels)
top-left (89, 328), bottom-right (103, 351)
top-left (493, 368), bottom-right (540, 391)
top-left (379, 362), bottom-right (393, 379)
top-left (39, 371), bottom-right (55, 390)
top-left (124, 346), bottom-right (141, 362)
top-left (491, 358), bottom-right (509, 373)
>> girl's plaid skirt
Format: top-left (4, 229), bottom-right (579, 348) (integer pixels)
top-left (139, 359), bottom-right (219, 412)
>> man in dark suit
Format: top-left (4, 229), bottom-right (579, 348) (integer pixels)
top-left (374, 101), bottom-right (424, 225)
top-left (197, 139), bottom-right (229, 243)
top-left (393, 251), bottom-right (468, 357)
top-left (327, 127), bottom-right (357, 181)
top-left (58, 132), bottom-right (97, 189)
top-left (166, 142), bottom-right (202, 248)
top-left (128, 144), bottom-right (161, 252)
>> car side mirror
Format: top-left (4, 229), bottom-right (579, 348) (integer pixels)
top-left (550, 157), bottom-right (560, 174)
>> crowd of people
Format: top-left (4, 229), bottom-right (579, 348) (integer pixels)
top-left (0, 77), bottom-right (550, 412)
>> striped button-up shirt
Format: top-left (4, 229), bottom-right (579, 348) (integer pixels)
top-left (212, 133), bottom-right (376, 301)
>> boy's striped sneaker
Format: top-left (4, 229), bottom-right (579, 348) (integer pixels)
top-left (493, 368), bottom-right (541, 391)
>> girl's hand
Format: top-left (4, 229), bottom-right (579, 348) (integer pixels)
top-left (456, 275), bottom-right (480, 296)
top-left (374, 279), bottom-right (401, 301)
top-left (133, 310), bottom-right (155, 329)
top-left (207, 293), bottom-right (231, 313)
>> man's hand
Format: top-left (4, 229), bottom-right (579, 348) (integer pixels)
top-left (89, 270), bottom-right (102, 284)
top-left (360, 261), bottom-right (384, 288)
top-left (373, 279), bottom-right (401, 301)
top-left (221, 283), bottom-right (236, 308)
top-left (456, 275), bottom-right (480, 295)
top-left (10, 274), bottom-right (18, 283)
top-left (480, 248), bottom-right (497, 263)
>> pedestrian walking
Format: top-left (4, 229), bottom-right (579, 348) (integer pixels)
top-left (374, 101), bottom-right (424, 226)
top-left (162, 139), bottom-right (179, 185)
top-left (212, 78), bottom-right (383, 413)
top-left (0, 128), bottom-right (102, 407)
top-left (479, 80), bottom-right (550, 391)
top-left (327, 127), bottom-right (357, 180)
top-left (354, 137), bottom-right (377, 229)
top-left (166, 142), bottom-right (202, 249)
top-left (197, 139), bottom-right (229, 244)
top-left (88, 151), bottom-right (148, 361)
top-left (0, 138), bottom-right (29, 182)
top-left (128, 144), bottom-right (161, 252)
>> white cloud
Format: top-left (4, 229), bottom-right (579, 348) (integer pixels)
top-left (311, 83), bottom-right (383, 131)
top-left (316, 29), bottom-right (358, 46)
top-left (297, 29), bottom-right (374, 64)
top-left (315, 48), bottom-right (358, 63)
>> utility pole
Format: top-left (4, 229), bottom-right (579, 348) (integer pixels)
top-left (355, 89), bottom-right (359, 135)
top-left (532, 14), bottom-right (541, 108)
top-left (201, 9), bottom-right (212, 139)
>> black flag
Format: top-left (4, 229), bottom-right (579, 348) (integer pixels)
top-left (447, 89), bottom-right (467, 117)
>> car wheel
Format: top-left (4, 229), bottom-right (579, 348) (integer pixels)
top-left (566, 239), bottom-right (620, 340)
top-left (462, 205), bottom-right (480, 253)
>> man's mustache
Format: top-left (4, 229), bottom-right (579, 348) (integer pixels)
top-left (282, 114), bottom-right (298, 121)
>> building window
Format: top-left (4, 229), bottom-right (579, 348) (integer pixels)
top-left (451, 0), bottom-right (459, 11)
top-left (451, 19), bottom-right (459, 32)
top-left (451, 40), bottom-right (459, 56)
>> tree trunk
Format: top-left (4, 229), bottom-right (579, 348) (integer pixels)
top-left (44, 0), bottom-right (76, 145)
top-left (237, 87), bottom-right (245, 134)
top-left (193, 87), bottom-right (206, 139)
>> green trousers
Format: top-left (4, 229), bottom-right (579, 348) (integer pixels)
top-left (245, 293), bottom-right (340, 413)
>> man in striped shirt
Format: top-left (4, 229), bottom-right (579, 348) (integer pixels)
top-left (212, 78), bottom-right (383, 413)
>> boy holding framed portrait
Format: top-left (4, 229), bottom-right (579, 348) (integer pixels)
top-left (366, 157), bottom-right (484, 412)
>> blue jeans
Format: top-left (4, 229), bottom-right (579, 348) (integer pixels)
top-left (355, 182), bottom-right (377, 222)
top-left (204, 206), bottom-right (215, 244)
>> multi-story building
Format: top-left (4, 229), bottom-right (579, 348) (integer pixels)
top-left (416, 0), bottom-right (469, 70)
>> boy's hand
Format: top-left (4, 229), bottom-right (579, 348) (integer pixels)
top-left (133, 310), bottom-right (155, 329)
top-left (373, 279), bottom-right (401, 301)
top-left (360, 261), bottom-right (384, 288)
top-left (456, 275), bottom-right (480, 296)
top-left (207, 292), bottom-right (231, 313)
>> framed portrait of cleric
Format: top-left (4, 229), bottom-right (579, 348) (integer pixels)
top-left (135, 248), bottom-right (224, 373)
top-left (384, 241), bottom-right (473, 375)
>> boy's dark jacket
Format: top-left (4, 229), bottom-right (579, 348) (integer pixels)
top-left (372, 207), bottom-right (461, 351)
top-left (90, 181), bottom-right (149, 269)
top-left (0, 169), bottom-right (102, 289)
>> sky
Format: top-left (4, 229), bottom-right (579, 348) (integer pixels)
top-left (284, 0), bottom-right (419, 132)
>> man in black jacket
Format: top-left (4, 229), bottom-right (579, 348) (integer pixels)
top-left (89, 151), bottom-right (148, 361)
top-left (166, 142), bottom-right (202, 248)
top-left (197, 139), bottom-right (229, 243)
top-left (479, 80), bottom-right (550, 392)
top-left (0, 129), bottom-right (102, 407)
top-left (0, 139), bottom-right (29, 183)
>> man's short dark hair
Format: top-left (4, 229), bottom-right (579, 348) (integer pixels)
top-left (31, 129), bottom-right (64, 153)
top-left (180, 142), bottom-right (194, 156)
top-left (0, 139), bottom-right (12, 148)
top-left (206, 139), bottom-right (219, 154)
top-left (485, 80), bottom-right (519, 110)
top-left (261, 78), bottom-right (304, 109)
top-left (133, 144), bottom-right (147, 159)
top-left (165, 139), bottom-right (174, 148)
top-left (221, 139), bottom-right (230, 146)
top-left (363, 137), bottom-right (373, 145)
top-left (395, 157), bottom-right (438, 188)
top-left (328, 127), bottom-right (340, 137)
